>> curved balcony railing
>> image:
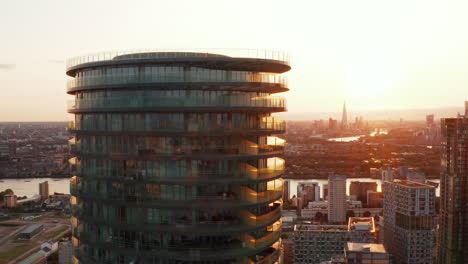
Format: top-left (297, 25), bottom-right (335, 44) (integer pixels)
top-left (69, 137), bottom-right (284, 158)
top-left (67, 116), bottom-right (286, 134)
top-left (67, 95), bottom-right (286, 112)
top-left (67, 72), bottom-right (288, 90)
top-left (70, 162), bottom-right (284, 184)
top-left (74, 229), bottom-right (281, 261)
top-left (72, 188), bottom-right (282, 208)
top-left (67, 49), bottom-right (290, 69)
top-left (72, 206), bottom-right (281, 235)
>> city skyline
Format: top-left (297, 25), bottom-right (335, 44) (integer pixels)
top-left (1, 0), bottom-right (468, 121)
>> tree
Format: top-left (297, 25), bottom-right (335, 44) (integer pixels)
top-left (363, 211), bottom-right (371, 217)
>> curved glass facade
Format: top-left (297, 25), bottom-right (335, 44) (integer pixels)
top-left (68, 51), bottom-right (289, 264)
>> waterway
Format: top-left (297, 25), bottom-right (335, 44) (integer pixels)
top-left (0, 178), bottom-right (70, 197)
top-left (327, 129), bottom-right (389, 142)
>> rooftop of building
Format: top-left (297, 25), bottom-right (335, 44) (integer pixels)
top-left (387, 180), bottom-right (435, 189)
top-left (348, 217), bottom-right (375, 233)
top-left (18, 251), bottom-right (46, 264)
top-left (66, 49), bottom-right (291, 76)
top-left (21, 224), bottom-right (43, 234)
top-left (346, 242), bottom-right (387, 254)
top-left (294, 224), bottom-right (348, 232)
top-left (328, 175), bottom-right (346, 181)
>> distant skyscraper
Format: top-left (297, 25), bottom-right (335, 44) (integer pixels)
top-left (67, 50), bottom-right (289, 263)
top-left (328, 175), bottom-right (347, 223)
top-left (297, 182), bottom-right (320, 208)
top-left (437, 102), bottom-right (468, 264)
top-left (349, 181), bottom-right (377, 206)
top-left (39, 181), bottom-right (49, 200)
top-left (383, 180), bottom-right (436, 264)
top-left (341, 102), bottom-right (348, 129)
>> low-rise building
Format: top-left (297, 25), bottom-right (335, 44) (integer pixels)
top-left (344, 242), bottom-right (390, 263)
top-left (19, 224), bottom-right (43, 239)
top-left (293, 217), bottom-right (376, 264)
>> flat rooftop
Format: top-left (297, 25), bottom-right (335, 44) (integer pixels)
top-left (294, 224), bottom-right (348, 232)
top-left (346, 242), bottom-right (387, 254)
top-left (21, 224), bottom-right (43, 234)
top-left (392, 180), bottom-right (435, 189)
top-left (348, 217), bottom-right (376, 233)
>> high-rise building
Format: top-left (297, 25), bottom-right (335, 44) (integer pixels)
top-left (341, 102), bottom-right (348, 129)
top-left (67, 50), bottom-right (289, 263)
top-left (349, 181), bottom-right (377, 206)
top-left (426, 114), bottom-right (435, 127)
top-left (39, 181), bottom-right (49, 200)
top-left (366, 191), bottom-right (383, 208)
top-left (297, 182), bottom-right (320, 208)
top-left (437, 102), bottom-right (468, 264)
top-left (284, 179), bottom-right (290, 202)
top-left (328, 175), bottom-right (347, 223)
top-left (323, 183), bottom-right (329, 200)
top-left (383, 180), bottom-right (436, 264)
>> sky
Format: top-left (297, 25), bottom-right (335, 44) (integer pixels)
top-left (0, 0), bottom-right (467, 121)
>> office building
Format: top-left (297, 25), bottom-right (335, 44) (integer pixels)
top-left (323, 184), bottom-right (329, 200)
top-left (437, 102), bottom-right (468, 264)
top-left (341, 102), bottom-right (348, 129)
top-left (39, 181), bottom-right (49, 200)
top-left (328, 175), bottom-right (347, 223)
top-left (59, 241), bottom-right (73, 264)
top-left (344, 242), bottom-right (390, 264)
top-left (4, 193), bottom-right (17, 208)
top-left (366, 191), bottom-right (383, 208)
top-left (67, 50), bottom-right (289, 263)
top-left (349, 181), bottom-right (377, 206)
top-left (297, 182), bottom-right (320, 208)
top-left (380, 166), bottom-right (394, 183)
top-left (293, 217), bottom-right (375, 264)
top-left (383, 180), bottom-right (435, 264)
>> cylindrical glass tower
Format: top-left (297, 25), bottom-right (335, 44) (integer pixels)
top-left (67, 50), bottom-right (290, 264)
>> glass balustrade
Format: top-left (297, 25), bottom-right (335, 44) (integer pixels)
top-left (75, 227), bottom-right (281, 260)
top-left (67, 72), bottom-right (287, 89)
top-left (67, 49), bottom-right (290, 69)
top-left (68, 116), bottom-right (286, 133)
top-left (69, 138), bottom-right (284, 157)
top-left (67, 95), bottom-right (285, 111)
top-left (70, 158), bottom-right (284, 183)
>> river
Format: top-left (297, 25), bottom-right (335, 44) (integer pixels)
top-left (0, 178), bottom-right (71, 197)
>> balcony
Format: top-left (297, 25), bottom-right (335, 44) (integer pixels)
top-left (67, 116), bottom-right (286, 135)
top-left (68, 138), bottom-right (284, 160)
top-left (74, 207), bottom-right (281, 235)
top-left (67, 72), bottom-right (288, 91)
top-left (67, 95), bottom-right (286, 113)
top-left (75, 229), bottom-right (281, 261)
top-left (73, 187), bottom-right (282, 209)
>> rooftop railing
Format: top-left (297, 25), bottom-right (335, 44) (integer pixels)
top-left (67, 49), bottom-right (290, 69)
top-left (67, 72), bottom-right (288, 90)
top-left (67, 116), bottom-right (286, 134)
top-left (67, 95), bottom-right (286, 112)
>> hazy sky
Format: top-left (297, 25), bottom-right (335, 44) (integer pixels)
top-left (0, 0), bottom-right (467, 121)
